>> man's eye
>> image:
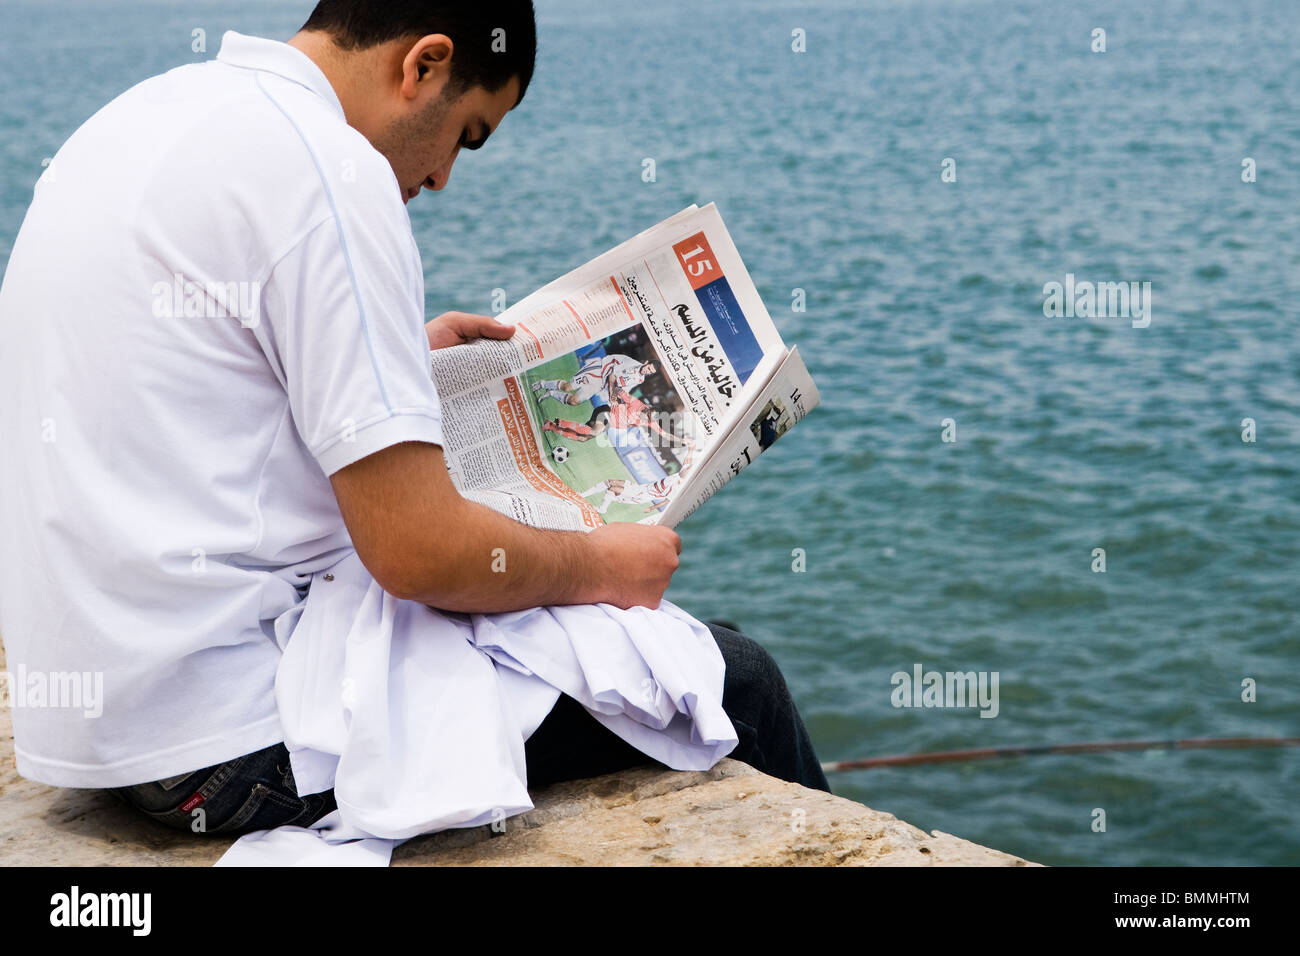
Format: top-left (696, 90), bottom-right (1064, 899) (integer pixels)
top-left (459, 127), bottom-right (486, 151)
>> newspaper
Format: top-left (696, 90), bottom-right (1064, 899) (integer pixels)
top-left (428, 203), bottom-right (821, 531)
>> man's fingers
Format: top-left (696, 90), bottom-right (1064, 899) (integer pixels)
top-left (448, 312), bottom-right (514, 340)
top-left (431, 310), bottom-right (512, 343)
top-left (429, 312), bottom-right (516, 346)
top-left (468, 316), bottom-right (515, 339)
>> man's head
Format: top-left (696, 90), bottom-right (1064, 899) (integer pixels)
top-left (640, 361), bottom-right (657, 376)
top-left (291, 1), bottom-right (536, 203)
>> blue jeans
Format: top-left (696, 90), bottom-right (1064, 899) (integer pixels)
top-left (107, 737), bottom-right (338, 835)
top-left (109, 623), bottom-right (830, 835)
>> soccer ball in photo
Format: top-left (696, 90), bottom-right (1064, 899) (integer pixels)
top-left (551, 445), bottom-right (569, 464)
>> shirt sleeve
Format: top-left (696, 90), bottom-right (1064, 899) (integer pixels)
top-left (255, 208), bottom-right (443, 477)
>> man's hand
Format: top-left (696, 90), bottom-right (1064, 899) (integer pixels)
top-left (581, 522), bottom-right (681, 610)
top-left (425, 311), bottom-right (515, 351)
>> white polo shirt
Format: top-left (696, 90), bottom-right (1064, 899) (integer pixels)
top-left (0, 32), bottom-right (445, 787)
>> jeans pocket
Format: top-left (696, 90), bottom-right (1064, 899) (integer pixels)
top-left (110, 744), bottom-right (332, 836)
top-left (110, 785), bottom-right (211, 832)
top-left (211, 783), bottom-right (307, 835)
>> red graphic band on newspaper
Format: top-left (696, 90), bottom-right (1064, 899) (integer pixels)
top-left (499, 380), bottom-right (602, 528)
top-left (672, 232), bottom-right (722, 291)
top-left (561, 300), bottom-right (590, 337)
top-left (180, 793), bottom-right (205, 813)
top-left (610, 276), bottom-right (636, 323)
top-left (514, 321), bottom-right (543, 360)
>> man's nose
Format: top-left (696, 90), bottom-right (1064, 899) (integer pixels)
top-left (426, 149), bottom-right (460, 192)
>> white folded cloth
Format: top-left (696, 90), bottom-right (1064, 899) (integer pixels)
top-left (216, 551), bottom-right (737, 866)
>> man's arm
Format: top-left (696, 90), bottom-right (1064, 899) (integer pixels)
top-left (329, 440), bottom-right (681, 613)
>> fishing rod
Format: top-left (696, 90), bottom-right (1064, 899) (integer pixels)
top-left (822, 736), bottom-right (1300, 772)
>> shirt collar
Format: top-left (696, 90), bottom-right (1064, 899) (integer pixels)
top-left (215, 31), bottom-right (345, 119)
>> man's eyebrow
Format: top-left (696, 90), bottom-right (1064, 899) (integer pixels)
top-left (463, 121), bottom-right (491, 150)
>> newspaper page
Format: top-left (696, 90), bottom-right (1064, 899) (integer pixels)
top-left (656, 347), bottom-right (820, 528)
top-left (427, 203), bottom-right (812, 530)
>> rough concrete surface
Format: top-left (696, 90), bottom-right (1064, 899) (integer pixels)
top-left (0, 643), bottom-right (1035, 866)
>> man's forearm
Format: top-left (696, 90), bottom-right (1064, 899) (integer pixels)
top-left (393, 496), bottom-right (601, 612)
top-left (331, 441), bottom-right (678, 613)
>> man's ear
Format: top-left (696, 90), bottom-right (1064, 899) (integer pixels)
top-left (400, 34), bottom-right (454, 101)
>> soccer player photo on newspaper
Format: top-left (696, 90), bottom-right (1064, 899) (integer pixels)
top-left (522, 325), bottom-right (699, 524)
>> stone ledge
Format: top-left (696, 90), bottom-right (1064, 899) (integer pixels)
top-left (393, 758), bottom-right (1036, 866)
top-left (0, 645), bottom-right (1034, 866)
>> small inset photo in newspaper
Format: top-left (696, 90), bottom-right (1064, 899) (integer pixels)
top-left (750, 398), bottom-right (794, 451)
top-left (520, 324), bottom-right (698, 523)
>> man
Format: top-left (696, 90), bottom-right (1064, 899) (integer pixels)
top-left (0, 0), bottom-right (829, 838)
top-left (532, 353), bottom-right (655, 407)
top-left (543, 383), bottom-right (692, 448)
top-left (580, 472), bottom-right (685, 517)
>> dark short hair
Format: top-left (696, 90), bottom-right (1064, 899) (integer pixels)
top-left (301, 0), bottom-right (536, 103)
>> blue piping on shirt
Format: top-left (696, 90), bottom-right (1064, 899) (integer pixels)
top-left (254, 70), bottom-right (393, 412)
